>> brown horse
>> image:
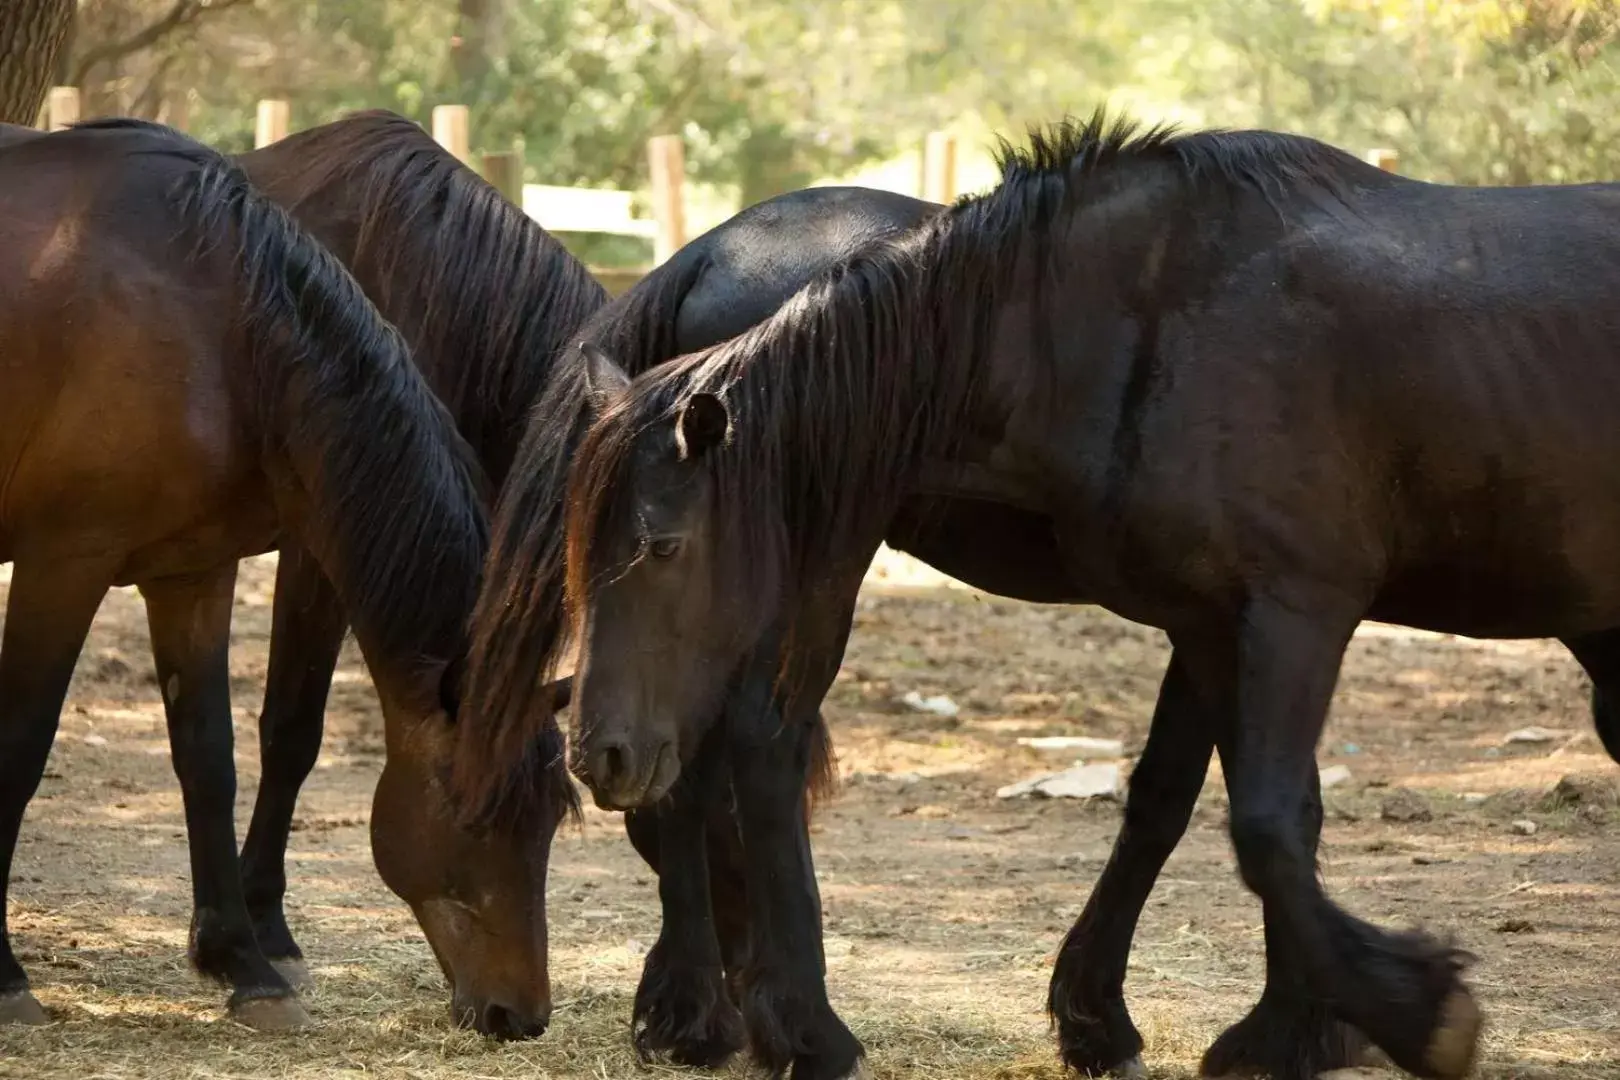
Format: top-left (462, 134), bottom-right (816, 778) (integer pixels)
top-left (0, 120), bottom-right (554, 1035)
top-left (222, 112), bottom-right (604, 1024)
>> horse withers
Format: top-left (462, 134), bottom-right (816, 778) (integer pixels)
top-left (559, 114), bottom-right (1620, 1079)
top-left (0, 120), bottom-right (558, 1036)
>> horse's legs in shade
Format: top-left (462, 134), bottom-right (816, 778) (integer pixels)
top-left (140, 565), bottom-right (304, 1028)
top-left (1048, 649), bottom-right (1214, 1074)
top-left (237, 545), bottom-right (346, 989)
top-left (0, 558), bottom-right (113, 1025)
top-left (625, 725), bottom-right (746, 1067)
top-left (1209, 595), bottom-right (1479, 1080)
top-left (728, 699), bottom-right (861, 1080)
top-left (1561, 629), bottom-right (1620, 763)
top-left (703, 785), bottom-right (753, 995)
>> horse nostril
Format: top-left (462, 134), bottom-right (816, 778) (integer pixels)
top-left (481, 1001), bottom-right (547, 1041)
top-left (589, 740), bottom-right (636, 790)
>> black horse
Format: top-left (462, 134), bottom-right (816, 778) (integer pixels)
top-left (458, 183), bottom-right (939, 1066)
top-left (554, 113), bottom-right (1620, 1080)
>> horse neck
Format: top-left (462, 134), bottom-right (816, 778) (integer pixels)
top-left (244, 131), bottom-right (607, 491)
top-left (718, 218), bottom-right (1008, 587)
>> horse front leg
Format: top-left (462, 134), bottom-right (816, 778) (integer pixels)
top-left (624, 722), bottom-right (746, 1067)
top-left (1207, 592), bottom-right (1478, 1080)
top-left (141, 565), bottom-right (306, 1031)
top-left (238, 544), bottom-right (347, 991)
top-left (1049, 648), bottom-right (1214, 1076)
top-left (0, 557), bottom-right (113, 1026)
top-left (727, 687), bottom-right (861, 1080)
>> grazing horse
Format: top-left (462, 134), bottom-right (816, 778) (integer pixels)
top-left (458, 184), bottom-right (940, 1066)
top-left (0, 120), bottom-right (554, 1036)
top-left (555, 112), bottom-right (1620, 1080)
top-left (225, 112), bottom-right (605, 1023)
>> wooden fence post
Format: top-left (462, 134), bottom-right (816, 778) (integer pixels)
top-left (255, 99), bottom-right (289, 148)
top-left (1366, 148), bottom-right (1399, 173)
top-left (433, 104), bottom-right (470, 163)
top-left (481, 148), bottom-right (522, 205)
top-left (647, 134), bottom-right (686, 265)
top-left (922, 130), bottom-right (958, 204)
top-left (47, 86), bottom-right (80, 131)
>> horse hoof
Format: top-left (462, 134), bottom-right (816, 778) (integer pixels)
top-left (270, 958), bottom-right (315, 993)
top-left (230, 995), bottom-right (311, 1032)
top-left (1425, 985), bottom-right (1481, 1080)
top-left (0, 990), bottom-right (49, 1026)
top-left (1111, 1054), bottom-right (1148, 1079)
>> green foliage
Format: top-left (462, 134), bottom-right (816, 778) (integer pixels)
top-left (63, 0), bottom-right (1620, 218)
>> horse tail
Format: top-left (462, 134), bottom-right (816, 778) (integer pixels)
top-left (85, 118), bottom-right (489, 668)
top-left (1590, 684), bottom-right (1620, 764)
top-left (804, 713), bottom-right (840, 819)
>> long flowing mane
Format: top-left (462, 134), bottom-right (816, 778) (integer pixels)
top-left (563, 111), bottom-right (1361, 636)
top-left (73, 118), bottom-right (488, 670)
top-left (76, 118), bottom-right (579, 832)
top-left (243, 111), bottom-right (608, 481)
top-left (452, 246), bottom-right (711, 828)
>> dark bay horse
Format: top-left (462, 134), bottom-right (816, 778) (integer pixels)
top-left (555, 113), bottom-right (1620, 1080)
top-left (0, 120), bottom-right (556, 1035)
top-left (458, 184), bottom-right (940, 1067)
top-left (224, 112), bottom-right (606, 1021)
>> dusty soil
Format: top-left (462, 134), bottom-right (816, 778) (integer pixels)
top-left (0, 551), bottom-right (1616, 1079)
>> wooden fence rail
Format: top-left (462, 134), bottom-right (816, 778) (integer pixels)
top-left (31, 87), bottom-right (1404, 286)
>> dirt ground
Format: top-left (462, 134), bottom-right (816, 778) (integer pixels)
top-left (0, 550), bottom-right (1617, 1080)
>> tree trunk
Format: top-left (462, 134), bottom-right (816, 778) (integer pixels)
top-left (0, 0), bottom-right (76, 125)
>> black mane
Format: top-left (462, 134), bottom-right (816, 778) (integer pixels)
top-left (76, 117), bottom-right (489, 672)
top-left (451, 248), bottom-right (709, 830)
top-left (78, 117), bottom-right (580, 832)
top-left (996, 110), bottom-right (1356, 203)
top-left (245, 111), bottom-right (609, 483)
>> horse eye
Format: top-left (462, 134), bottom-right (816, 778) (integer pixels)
top-left (648, 537), bottom-right (682, 560)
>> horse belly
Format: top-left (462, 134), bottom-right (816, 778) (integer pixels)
top-left (1372, 494), bottom-right (1620, 638)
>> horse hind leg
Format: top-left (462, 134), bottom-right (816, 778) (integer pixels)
top-left (1049, 650), bottom-right (1210, 1077)
top-left (1562, 629), bottom-right (1620, 763)
top-left (140, 565), bottom-right (306, 1030)
top-left (0, 557), bottom-right (115, 1025)
top-left (238, 545), bottom-right (347, 992)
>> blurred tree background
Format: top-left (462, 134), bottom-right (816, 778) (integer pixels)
top-left (50, 0), bottom-right (1620, 210)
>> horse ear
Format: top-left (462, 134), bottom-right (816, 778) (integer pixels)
top-left (676, 392), bottom-right (729, 459)
top-left (579, 341), bottom-right (630, 407)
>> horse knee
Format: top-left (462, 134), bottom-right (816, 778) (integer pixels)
top-left (1229, 805), bottom-right (1309, 895)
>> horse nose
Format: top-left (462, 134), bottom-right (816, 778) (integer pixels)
top-left (584, 740), bottom-right (637, 795)
top-left (479, 1000), bottom-right (548, 1041)
top-left (456, 993), bottom-right (549, 1040)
